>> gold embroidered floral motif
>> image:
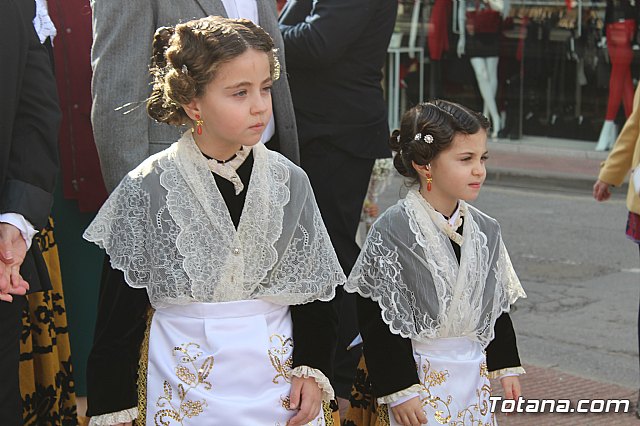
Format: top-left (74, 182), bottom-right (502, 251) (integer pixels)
top-left (281, 395), bottom-right (292, 411)
top-left (269, 334), bottom-right (294, 384)
top-left (479, 361), bottom-right (488, 378)
top-left (418, 360), bottom-right (453, 424)
top-left (154, 343), bottom-right (213, 425)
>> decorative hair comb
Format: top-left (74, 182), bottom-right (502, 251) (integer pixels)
top-left (414, 133), bottom-right (434, 144)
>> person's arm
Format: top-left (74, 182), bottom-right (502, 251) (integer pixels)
top-left (288, 300), bottom-right (337, 426)
top-left (279, 0), bottom-right (373, 67)
top-left (356, 295), bottom-right (419, 401)
top-left (290, 299), bottom-right (339, 381)
top-left (86, 261), bottom-right (151, 423)
top-left (90, 0), bottom-right (155, 192)
top-left (1, 0), bottom-right (59, 229)
top-left (599, 84), bottom-right (640, 186)
top-left (485, 312), bottom-right (524, 375)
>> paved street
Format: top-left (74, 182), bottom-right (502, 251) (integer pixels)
top-left (376, 164), bottom-right (640, 424)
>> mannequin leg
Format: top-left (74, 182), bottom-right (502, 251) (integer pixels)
top-left (622, 64), bottom-right (634, 118)
top-left (470, 57), bottom-right (500, 137)
top-left (597, 22), bottom-right (633, 151)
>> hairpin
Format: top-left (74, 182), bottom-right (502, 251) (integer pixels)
top-left (414, 133), bottom-right (434, 144)
top-left (181, 65), bottom-right (189, 75)
top-left (396, 135), bottom-right (401, 142)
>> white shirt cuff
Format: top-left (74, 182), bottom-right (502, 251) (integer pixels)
top-left (377, 383), bottom-right (423, 405)
top-left (488, 366), bottom-right (526, 380)
top-left (290, 365), bottom-right (335, 402)
top-left (0, 213), bottom-right (37, 250)
top-left (88, 407), bottom-right (138, 425)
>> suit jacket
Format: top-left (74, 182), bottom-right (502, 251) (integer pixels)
top-left (49, 0), bottom-right (108, 213)
top-left (1, 0), bottom-right (60, 292)
top-left (90, 0), bottom-right (299, 192)
top-left (280, 0), bottom-right (397, 159)
top-left (599, 83), bottom-right (640, 215)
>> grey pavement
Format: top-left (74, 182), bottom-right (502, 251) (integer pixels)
top-left (485, 135), bottom-right (625, 195)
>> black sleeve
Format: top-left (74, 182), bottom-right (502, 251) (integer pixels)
top-left (279, 0), bottom-right (373, 66)
top-left (357, 295), bottom-right (419, 398)
top-left (485, 312), bottom-right (522, 372)
top-left (0, 0), bottom-right (60, 230)
top-left (290, 298), bottom-right (339, 381)
top-left (86, 258), bottom-right (151, 417)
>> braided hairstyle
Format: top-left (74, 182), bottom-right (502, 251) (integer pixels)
top-left (389, 100), bottom-right (490, 183)
top-left (147, 16), bottom-right (280, 126)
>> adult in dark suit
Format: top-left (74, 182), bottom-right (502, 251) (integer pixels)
top-left (0, 0), bottom-right (60, 424)
top-left (280, 0), bottom-right (398, 406)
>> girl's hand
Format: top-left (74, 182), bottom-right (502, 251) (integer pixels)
top-left (593, 180), bottom-right (611, 202)
top-left (500, 375), bottom-right (522, 401)
top-left (287, 376), bottom-right (322, 426)
top-left (390, 396), bottom-right (427, 426)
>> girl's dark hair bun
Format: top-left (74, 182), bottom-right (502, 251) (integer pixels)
top-left (389, 100), bottom-right (490, 182)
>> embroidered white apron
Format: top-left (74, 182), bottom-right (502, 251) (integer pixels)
top-left (145, 299), bottom-right (325, 425)
top-left (388, 337), bottom-right (496, 426)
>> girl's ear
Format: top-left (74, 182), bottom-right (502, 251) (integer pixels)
top-left (411, 161), bottom-right (429, 177)
top-left (182, 99), bottom-right (200, 121)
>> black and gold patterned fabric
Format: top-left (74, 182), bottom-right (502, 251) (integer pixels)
top-left (344, 355), bottom-right (390, 426)
top-left (20, 218), bottom-right (78, 425)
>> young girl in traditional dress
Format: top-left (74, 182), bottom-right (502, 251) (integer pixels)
top-left (83, 16), bottom-right (344, 426)
top-left (344, 100), bottom-right (526, 426)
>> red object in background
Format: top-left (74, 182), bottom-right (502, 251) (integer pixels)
top-left (48, 0), bottom-right (108, 212)
top-left (605, 19), bottom-right (635, 120)
top-left (277, 0), bottom-right (287, 13)
top-left (428, 0), bottom-right (452, 60)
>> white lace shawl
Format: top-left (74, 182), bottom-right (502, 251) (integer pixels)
top-left (344, 189), bottom-right (526, 348)
top-left (84, 132), bottom-right (344, 308)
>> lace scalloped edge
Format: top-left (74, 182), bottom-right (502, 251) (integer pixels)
top-left (376, 384), bottom-right (423, 404)
top-left (488, 366), bottom-right (526, 379)
top-left (88, 407), bottom-right (138, 425)
top-left (291, 365), bottom-right (335, 402)
top-left (343, 280), bottom-right (416, 340)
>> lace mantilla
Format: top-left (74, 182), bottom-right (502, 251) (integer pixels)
top-left (84, 131), bottom-right (344, 308)
top-left (344, 189), bottom-right (526, 347)
top-left (291, 366), bottom-right (335, 402)
top-left (88, 407), bottom-right (137, 426)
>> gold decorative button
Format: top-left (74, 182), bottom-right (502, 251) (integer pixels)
top-left (232, 248), bottom-right (240, 255)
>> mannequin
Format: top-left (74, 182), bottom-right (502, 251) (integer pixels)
top-left (595, 0), bottom-right (638, 151)
top-left (457, 0), bottom-right (507, 138)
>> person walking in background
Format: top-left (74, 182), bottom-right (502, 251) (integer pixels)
top-left (345, 100), bottom-right (526, 425)
top-left (85, 17), bottom-right (344, 425)
top-left (0, 0), bottom-right (60, 424)
top-left (593, 83), bottom-right (640, 418)
top-left (279, 0), bottom-right (398, 411)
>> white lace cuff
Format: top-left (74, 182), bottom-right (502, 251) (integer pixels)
top-left (376, 384), bottom-right (423, 405)
top-left (488, 366), bottom-right (526, 379)
top-left (291, 366), bottom-right (335, 402)
top-left (88, 407), bottom-right (138, 425)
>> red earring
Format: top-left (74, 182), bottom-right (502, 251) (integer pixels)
top-left (193, 114), bottom-right (204, 135)
top-left (426, 171), bottom-right (432, 192)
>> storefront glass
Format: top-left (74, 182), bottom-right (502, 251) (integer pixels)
top-left (389, 0), bottom-right (636, 146)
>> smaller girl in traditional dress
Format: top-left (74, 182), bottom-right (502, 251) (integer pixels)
top-left (344, 100), bottom-right (526, 426)
top-left (84, 16), bottom-right (343, 426)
